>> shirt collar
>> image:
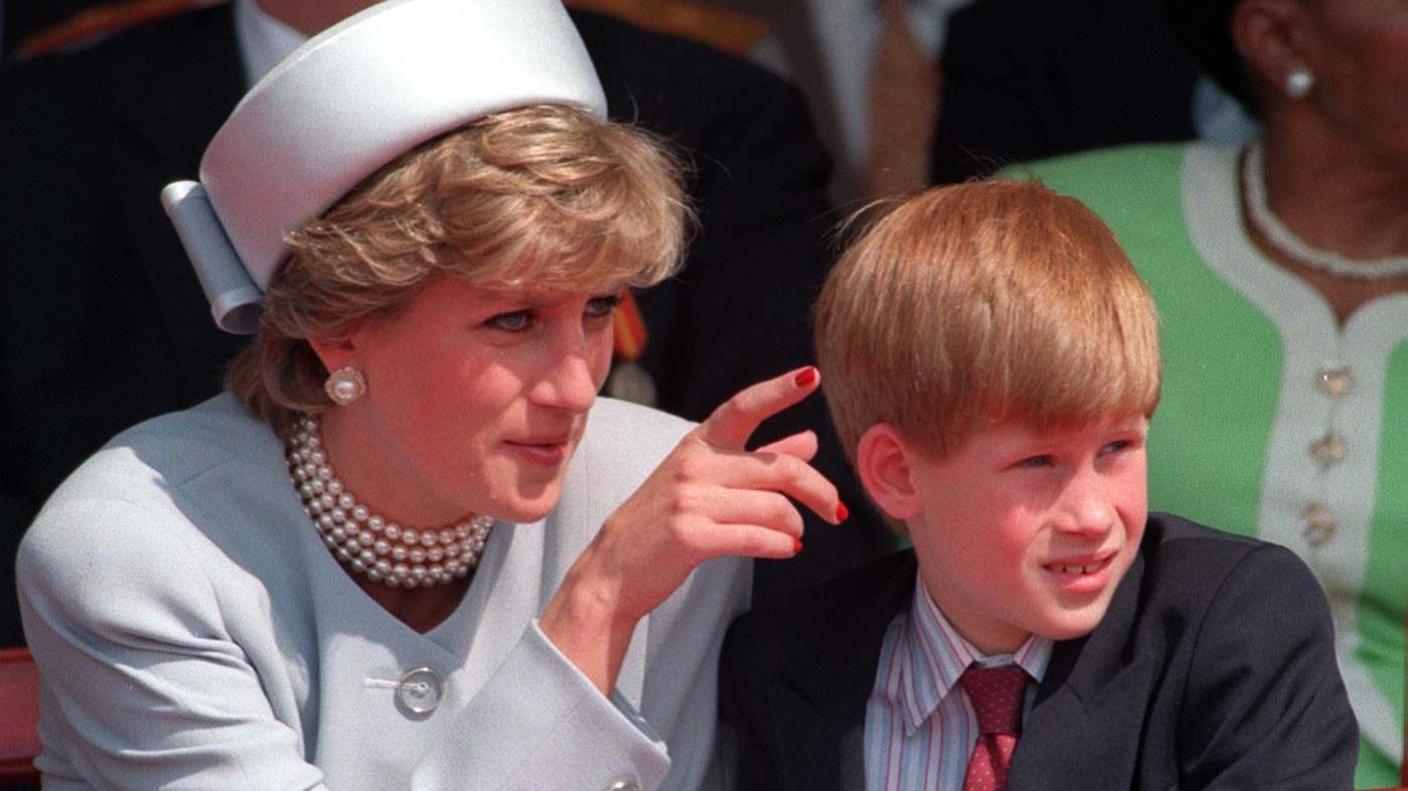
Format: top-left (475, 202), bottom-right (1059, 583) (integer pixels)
top-left (896, 579), bottom-right (1053, 733)
top-left (235, 0), bottom-right (308, 88)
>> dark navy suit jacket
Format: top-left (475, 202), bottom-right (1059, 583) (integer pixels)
top-left (721, 514), bottom-right (1357, 790)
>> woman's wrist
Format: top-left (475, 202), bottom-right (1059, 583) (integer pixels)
top-left (540, 552), bottom-right (641, 696)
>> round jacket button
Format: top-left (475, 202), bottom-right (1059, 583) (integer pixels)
top-left (396, 667), bottom-right (444, 714)
top-left (1308, 432), bottom-right (1347, 468)
top-left (1315, 365), bottom-right (1354, 399)
top-left (1302, 502), bottom-right (1338, 547)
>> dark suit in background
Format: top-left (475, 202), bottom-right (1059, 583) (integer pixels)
top-left (721, 515), bottom-right (1357, 790)
top-left (931, 0), bottom-right (1200, 183)
top-left (0, 3), bottom-right (892, 647)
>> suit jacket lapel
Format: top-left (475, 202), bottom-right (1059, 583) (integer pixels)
top-left (108, 5), bottom-right (249, 400)
top-left (1009, 554), bottom-right (1154, 791)
top-left (765, 552), bottom-right (918, 791)
top-left (758, 550), bottom-right (1158, 791)
top-left (765, 683), bottom-right (867, 791)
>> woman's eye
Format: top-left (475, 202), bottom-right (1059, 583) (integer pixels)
top-left (486, 311), bottom-right (533, 332)
top-left (585, 294), bottom-right (622, 318)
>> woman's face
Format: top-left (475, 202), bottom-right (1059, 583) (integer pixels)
top-left (1301, 0), bottom-right (1408, 166)
top-left (325, 276), bottom-right (619, 526)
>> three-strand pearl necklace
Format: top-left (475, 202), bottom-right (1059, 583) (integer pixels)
top-left (286, 415), bottom-right (493, 588)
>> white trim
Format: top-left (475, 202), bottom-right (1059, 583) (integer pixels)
top-left (1242, 140), bottom-right (1408, 279)
top-left (1181, 142), bottom-right (1408, 763)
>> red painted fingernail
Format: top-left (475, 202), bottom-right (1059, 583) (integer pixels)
top-left (836, 502), bottom-right (849, 523)
top-left (792, 538), bottom-right (804, 554)
top-left (794, 367), bottom-right (818, 388)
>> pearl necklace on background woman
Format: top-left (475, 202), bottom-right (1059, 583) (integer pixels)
top-left (1243, 139), bottom-right (1408, 280)
top-left (286, 415), bottom-right (493, 588)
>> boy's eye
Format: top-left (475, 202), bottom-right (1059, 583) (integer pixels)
top-left (486, 310), bottom-right (533, 332)
top-left (1016, 455), bottom-right (1053, 469)
top-left (1100, 439), bottom-right (1134, 455)
top-left (585, 294), bottom-right (623, 318)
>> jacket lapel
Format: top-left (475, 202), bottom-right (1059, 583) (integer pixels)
top-left (760, 550), bottom-right (1157, 791)
top-left (765, 552), bottom-right (918, 791)
top-left (1009, 554), bottom-right (1154, 791)
top-left (766, 683), bottom-right (868, 791)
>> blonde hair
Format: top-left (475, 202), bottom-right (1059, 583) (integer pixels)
top-left (228, 104), bottom-right (689, 432)
top-left (815, 180), bottom-right (1161, 463)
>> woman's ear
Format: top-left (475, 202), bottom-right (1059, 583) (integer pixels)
top-left (306, 332), bottom-right (359, 377)
top-left (1233, 0), bottom-right (1316, 101)
top-left (854, 424), bottom-right (923, 522)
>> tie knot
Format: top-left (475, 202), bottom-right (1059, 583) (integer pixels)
top-left (959, 666), bottom-right (1028, 735)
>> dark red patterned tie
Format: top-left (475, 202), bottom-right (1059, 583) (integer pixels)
top-left (959, 666), bottom-right (1028, 791)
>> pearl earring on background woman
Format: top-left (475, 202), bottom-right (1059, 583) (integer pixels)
top-left (324, 366), bottom-right (367, 405)
top-left (1284, 67), bottom-right (1314, 99)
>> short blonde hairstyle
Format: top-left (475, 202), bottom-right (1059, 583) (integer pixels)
top-left (815, 180), bottom-right (1160, 462)
top-left (228, 104), bottom-right (689, 432)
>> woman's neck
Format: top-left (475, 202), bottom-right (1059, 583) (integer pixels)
top-left (356, 574), bottom-right (472, 634)
top-left (1259, 114), bottom-right (1408, 262)
top-left (316, 407), bottom-right (466, 528)
top-left (296, 409), bottom-right (480, 632)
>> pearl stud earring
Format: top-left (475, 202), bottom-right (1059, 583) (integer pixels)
top-left (324, 366), bottom-right (367, 406)
top-left (1285, 68), bottom-right (1314, 99)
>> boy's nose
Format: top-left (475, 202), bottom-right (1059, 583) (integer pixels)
top-left (1057, 475), bottom-right (1117, 536)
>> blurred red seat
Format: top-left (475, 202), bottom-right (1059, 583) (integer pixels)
top-left (0, 647), bottom-right (39, 786)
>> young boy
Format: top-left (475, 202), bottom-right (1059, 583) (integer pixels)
top-left (720, 181), bottom-right (1357, 790)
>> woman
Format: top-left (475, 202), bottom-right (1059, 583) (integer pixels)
top-left (1008, 0), bottom-right (1408, 784)
top-left (16, 1), bottom-right (842, 788)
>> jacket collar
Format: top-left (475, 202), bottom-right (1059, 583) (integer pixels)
top-left (763, 549), bottom-right (1156, 791)
top-left (762, 551), bottom-right (916, 791)
top-left (1007, 552), bottom-right (1153, 791)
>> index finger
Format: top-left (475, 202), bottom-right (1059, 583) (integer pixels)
top-left (696, 366), bottom-right (820, 451)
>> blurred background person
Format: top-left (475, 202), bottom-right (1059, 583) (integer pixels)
top-left (738, 0), bottom-right (967, 204)
top-left (931, 0), bottom-right (1258, 183)
top-left (730, 0), bottom-right (1260, 205)
top-left (1006, 0), bottom-right (1408, 784)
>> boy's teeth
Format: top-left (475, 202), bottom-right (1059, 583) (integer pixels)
top-left (1055, 562), bottom-right (1096, 575)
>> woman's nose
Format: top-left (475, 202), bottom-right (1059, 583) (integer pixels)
top-left (532, 335), bottom-right (601, 414)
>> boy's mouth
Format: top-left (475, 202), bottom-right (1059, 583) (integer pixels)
top-left (1041, 552), bottom-right (1115, 578)
top-left (1049, 561), bottom-right (1102, 575)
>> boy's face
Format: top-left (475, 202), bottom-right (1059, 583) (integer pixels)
top-left (906, 416), bottom-right (1148, 654)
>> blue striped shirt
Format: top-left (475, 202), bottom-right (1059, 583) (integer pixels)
top-left (863, 579), bottom-right (1052, 791)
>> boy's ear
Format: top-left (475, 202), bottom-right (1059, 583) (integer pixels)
top-left (854, 423), bottom-right (923, 522)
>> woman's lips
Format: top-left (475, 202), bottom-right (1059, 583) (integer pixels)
top-left (502, 439), bottom-right (571, 466)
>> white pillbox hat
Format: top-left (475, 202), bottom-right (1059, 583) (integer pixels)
top-left (163, 0), bottom-right (607, 333)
